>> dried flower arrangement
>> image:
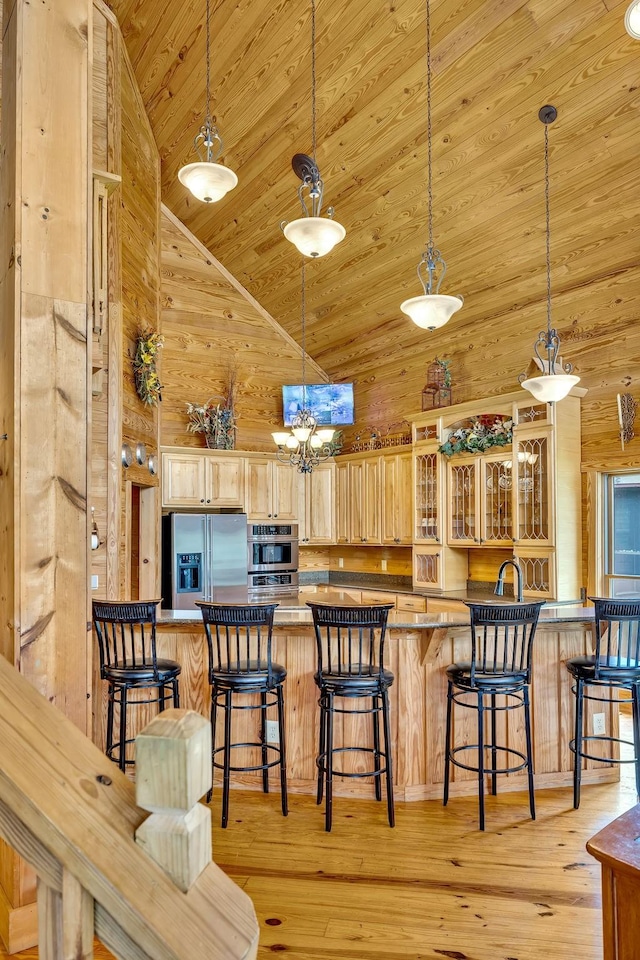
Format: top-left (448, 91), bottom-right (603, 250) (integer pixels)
top-left (186, 370), bottom-right (238, 450)
top-left (133, 328), bottom-right (164, 406)
top-left (438, 415), bottom-right (513, 458)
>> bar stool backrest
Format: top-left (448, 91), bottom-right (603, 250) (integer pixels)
top-left (465, 601), bottom-right (545, 685)
top-left (197, 602), bottom-right (278, 682)
top-left (589, 597), bottom-right (640, 679)
top-left (307, 602), bottom-right (394, 679)
top-left (92, 599), bottom-right (161, 680)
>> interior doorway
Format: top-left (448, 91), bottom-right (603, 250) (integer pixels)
top-left (127, 482), bottom-right (158, 601)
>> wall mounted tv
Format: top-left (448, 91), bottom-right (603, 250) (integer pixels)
top-left (282, 383), bottom-right (355, 426)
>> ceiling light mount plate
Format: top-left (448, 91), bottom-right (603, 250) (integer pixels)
top-left (538, 104), bottom-right (557, 125)
top-left (292, 153), bottom-right (319, 183)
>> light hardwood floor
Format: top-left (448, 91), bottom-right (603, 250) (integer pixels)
top-left (3, 743), bottom-right (636, 960)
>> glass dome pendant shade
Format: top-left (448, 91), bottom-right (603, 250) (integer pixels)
top-left (178, 0), bottom-right (237, 204)
top-left (520, 106), bottom-right (580, 405)
top-left (178, 121), bottom-right (237, 203)
top-left (400, 247), bottom-right (463, 330)
top-left (401, 0), bottom-right (462, 331)
top-left (625, 0), bottom-right (640, 38)
top-left (281, 154), bottom-right (345, 258)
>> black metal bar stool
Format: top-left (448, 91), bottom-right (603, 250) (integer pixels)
top-left (197, 602), bottom-right (287, 828)
top-left (567, 596), bottom-right (640, 808)
top-left (92, 599), bottom-right (181, 772)
top-left (307, 601), bottom-right (395, 832)
top-left (443, 601), bottom-right (544, 830)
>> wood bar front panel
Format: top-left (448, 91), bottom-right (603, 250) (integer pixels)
top-left (153, 620), bottom-right (617, 801)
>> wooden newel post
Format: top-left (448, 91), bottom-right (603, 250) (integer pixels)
top-left (134, 709), bottom-right (213, 893)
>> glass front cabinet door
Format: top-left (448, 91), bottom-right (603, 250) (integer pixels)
top-left (512, 429), bottom-right (554, 547)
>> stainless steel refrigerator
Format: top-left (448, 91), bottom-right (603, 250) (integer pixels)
top-left (162, 513), bottom-right (248, 609)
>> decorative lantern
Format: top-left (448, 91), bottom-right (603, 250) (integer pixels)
top-left (422, 359), bottom-right (452, 410)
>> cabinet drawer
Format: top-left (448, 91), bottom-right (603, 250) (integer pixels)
top-left (396, 595), bottom-right (426, 613)
top-left (360, 589), bottom-right (398, 606)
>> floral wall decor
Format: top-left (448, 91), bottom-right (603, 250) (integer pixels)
top-left (133, 329), bottom-right (164, 406)
top-left (186, 370), bottom-right (238, 450)
top-left (438, 415), bottom-right (513, 458)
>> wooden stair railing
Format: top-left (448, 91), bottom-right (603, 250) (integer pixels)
top-left (0, 654), bottom-right (259, 960)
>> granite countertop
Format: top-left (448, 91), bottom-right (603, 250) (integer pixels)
top-left (159, 591), bottom-right (595, 630)
top-left (301, 572), bottom-right (583, 605)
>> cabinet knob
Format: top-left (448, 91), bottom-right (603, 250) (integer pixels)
top-left (206, 499), bottom-right (211, 504)
top-left (143, 558), bottom-right (149, 564)
top-left (513, 538), bottom-right (519, 544)
top-left (361, 537), bottom-right (367, 543)
top-left (268, 513), bottom-right (272, 518)
top-left (473, 537), bottom-right (479, 543)
top-left (435, 537), bottom-right (440, 543)
top-left (394, 538), bottom-right (401, 543)
top-left (200, 498), bottom-right (205, 503)
top-left (274, 514), bottom-right (278, 518)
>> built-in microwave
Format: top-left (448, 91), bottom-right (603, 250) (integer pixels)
top-left (247, 522), bottom-right (299, 575)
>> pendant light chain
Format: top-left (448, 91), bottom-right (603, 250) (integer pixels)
top-left (311, 0), bottom-right (317, 164)
top-left (205, 0), bottom-right (211, 129)
top-left (544, 121), bottom-right (552, 336)
top-left (301, 261), bottom-right (307, 406)
top-left (426, 0), bottom-right (433, 255)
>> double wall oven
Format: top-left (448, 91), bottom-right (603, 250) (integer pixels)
top-left (247, 522), bottom-right (299, 596)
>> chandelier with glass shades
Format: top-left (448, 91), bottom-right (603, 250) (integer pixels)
top-left (400, 0), bottom-right (462, 331)
top-left (272, 265), bottom-right (335, 473)
top-left (178, 0), bottom-right (237, 204)
top-left (520, 106), bottom-right (580, 404)
top-left (280, 0), bottom-right (345, 259)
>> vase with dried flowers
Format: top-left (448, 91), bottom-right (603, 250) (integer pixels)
top-left (133, 328), bottom-right (164, 406)
top-left (186, 370), bottom-right (238, 450)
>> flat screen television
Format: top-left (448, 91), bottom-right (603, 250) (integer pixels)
top-left (282, 383), bottom-right (355, 426)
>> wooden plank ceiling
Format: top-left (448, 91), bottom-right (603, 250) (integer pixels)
top-left (109, 0), bottom-right (638, 411)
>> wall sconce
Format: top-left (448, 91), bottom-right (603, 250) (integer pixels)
top-left (617, 393), bottom-right (637, 450)
top-left (91, 507), bottom-right (102, 551)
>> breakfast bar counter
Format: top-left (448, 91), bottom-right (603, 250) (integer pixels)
top-left (154, 596), bottom-right (616, 802)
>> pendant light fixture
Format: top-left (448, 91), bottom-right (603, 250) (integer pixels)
top-left (625, 0), bottom-right (640, 38)
top-left (272, 264), bottom-right (335, 472)
top-left (520, 106), bottom-right (580, 404)
top-left (280, 0), bottom-right (345, 258)
top-left (178, 0), bottom-right (237, 203)
top-left (400, 0), bottom-right (462, 331)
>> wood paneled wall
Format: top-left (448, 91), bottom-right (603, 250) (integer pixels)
top-left (0, 0), bottom-right (91, 948)
top-left (159, 208), bottom-right (330, 453)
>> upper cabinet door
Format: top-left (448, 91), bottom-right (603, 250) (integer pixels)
top-left (272, 461), bottom-right (298, 520)
top-left (335, 461), bottom-right (350, 544)
top-left (162, 453), bottom-right (206, 507)
top-left (447, 458), bottom-right (479, 545)
top-left (382, 452), bottom-right (412, 545)
top-left (480, 451), bottom-right (515, 547)
top-left (413, 448), bottom-right (441, 544)
top-left (205, 456), bottom-right (245, 507)
top-left (513, 428), bottom-right (554, 547)
top-left (245, 459), bottom-right (272, 519)
top-left (306, 462), bottom-right (335, 544)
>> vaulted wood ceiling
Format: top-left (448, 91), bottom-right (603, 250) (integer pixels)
top-left (110, 0), bottom-right (638, 401)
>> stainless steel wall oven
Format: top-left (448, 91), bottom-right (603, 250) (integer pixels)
top-left (247, 522), bottom-right (299, 595)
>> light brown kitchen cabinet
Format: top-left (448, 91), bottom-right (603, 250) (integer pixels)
top-left (298, 461), bottom-right (336, 544)
top-left (245, 458), bottom-right (297, 521)
top-left (382, 451), bottom-right (413, 545)
top-left (349, 457), bottom-right (381, 544)
top-left (162, 451), bottom-right (244, 508)
top-left (447, 450), bottom-right (514, 548)
top-left (411, 387), bottom-right (584, 601)
top-left (335, 461), bottom-right (350, 544)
